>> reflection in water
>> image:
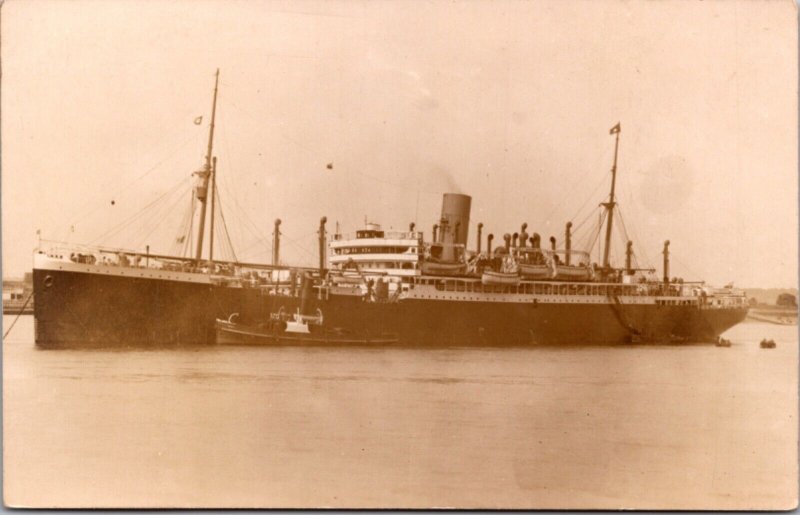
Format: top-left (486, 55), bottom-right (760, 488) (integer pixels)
top-left (3, 316), bottom-right (797, 509)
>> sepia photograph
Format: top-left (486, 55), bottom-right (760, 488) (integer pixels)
top-left (2, 0), bottom-right (797, 509)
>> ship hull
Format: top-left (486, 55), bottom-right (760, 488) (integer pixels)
top-left (315, 293), bottom-right (749, 346)
top-left (32, 266), bottom-right (748, 348)
top-left (32, 267), bottom-right (299, 348)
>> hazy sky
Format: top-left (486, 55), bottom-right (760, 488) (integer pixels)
top-left (2, 0), bottom-right (797, 287)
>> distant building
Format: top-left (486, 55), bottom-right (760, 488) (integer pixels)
top-left (2, 273), bottom-right (34, 314)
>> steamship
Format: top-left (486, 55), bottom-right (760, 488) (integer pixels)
top-left (32, 74), bottom-right (749, 347)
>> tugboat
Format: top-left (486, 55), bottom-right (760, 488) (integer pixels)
top-left (215, 310), bottom-right (398, 346)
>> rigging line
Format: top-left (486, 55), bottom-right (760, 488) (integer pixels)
top-left (279, 230), bottom-right (318, 262)
top-left (213, 185), bottom-right (239, 263)
top-left (216, 181), bottom-right (271, 250)
top-left (182, 196), bottom-right (196, 258)
top-left (127, 178), bottom-right (195, 246)
top-left (105, 178), bottom-right (193, 246)
top-left (132, 183), bottom-right (194, 250)
top-left (616, 206), bottom-right (653, 269)
top-left (215, 123), bottom-right (265, 249)
top-left (566, 169), bottom-right (614, 224)
top-left (670, 251), bottom-right (706, 281)
top-left (618, 165), bottom-right (654, 265)
top-left (3, 290), bottom-right (34, 341)
top-left (587, 209), bottom-right (608, 260)
top-left (61, 129), bottom-right (202, 235)
top-left (90, 177), bottom-right (191, 245)
top-left (170, 195), bottom-right (195, 255)
top-left (570, 205), bottom-right (602, 236)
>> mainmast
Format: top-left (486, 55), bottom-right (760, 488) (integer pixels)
top-left (601, 122), bottom-right (621, 269)
top-left (194, 69), bottom-right (220, 263)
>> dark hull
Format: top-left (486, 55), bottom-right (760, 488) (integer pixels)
top-left (312, 294), bottom-right (749, 346)
top-left (32, 268), bottom-right (300, 348)
top-left (33, 268), bottom-right (748, 347)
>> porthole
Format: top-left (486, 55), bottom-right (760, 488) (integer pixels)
top-left (44, 275), bottom-right (54, 288)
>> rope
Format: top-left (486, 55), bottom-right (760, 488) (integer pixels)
top-left (214, 185), bottom-right (238, 263)
top-left (90, 176), bottom-right (191, 245)
top-left (3, 291), bottom-right (34, 341)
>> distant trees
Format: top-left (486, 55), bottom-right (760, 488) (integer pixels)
top-left (776, 293), bottom-right (797, 308)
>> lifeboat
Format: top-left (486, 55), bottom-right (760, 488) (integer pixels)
top-left (482, 255), bottom-right (520, 286)
top-left (481, 269), bottom-right (520, 286)
top-left (554, 264), bottom-right (593, 281)
top-left (421, 260), bottom-right (467, 276)
top-left (519, 263), bottom-right (554, 280)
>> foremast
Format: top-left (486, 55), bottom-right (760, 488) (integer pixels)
top-left (193, 69), bottom-right (220, 264)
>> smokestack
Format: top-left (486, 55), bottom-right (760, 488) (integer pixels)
top-left (504, 233), bottom-right (511, 252)
top-left (532, 233), bottom-right (541, 249)
top-left (409, 222), bottom-right (415, 233)
top-left (476, 223), bottom-right (483, 254)
top-left (520, 223), bottom-right (528, 248)
top-left (662, 240), bottom-right (670, 285)
top-left (550, 236), bottom-right (556, 251)
top-left (565, 222), bottom-right (572, 266)
top-left (272, 218), bottom-right (281, 266)
top-left (439, 193), bottom-right (472, 246)
top-left (512, 232), bottom-right (519, 248)
top-left (433, 224), bottom-right (438, 242)
top-left (487, 233), bottom-right (494, 257)
top-left (318, 216), bottom-right (327, 274)
top-left (625, 241), bottom-right (633, 274)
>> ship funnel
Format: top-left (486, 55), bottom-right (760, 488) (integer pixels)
top-left (565, 222), bottom-right (572, 266)
top-left (476, 223), bottom-right (483, 254)
top-left (439, 193), bottom-right (472, 247)
top-left (487, 233), bottom-right (494, 257)
top-left (550, 236), bottom-right (557, 251)
top-left (512, 232), bottom-right (519, 248)
top-left (273, 219), bottom-right (282, 266)
top-left (432, 224), bottom-right (438, 242)
top-left (504, 233), bottom-right (511, 252)
top-left (520, 223), bottom-right (528, 248)
top-left (532, 233), bottom-right (541, 249)
top-left (662, 240), bottom-right (670, 285)
top-left (409, 222), bottom-right (415, 233)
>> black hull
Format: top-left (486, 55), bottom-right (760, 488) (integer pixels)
top-left (311, 294), bottom-right (749, 346)
top-left (32, 268), bottom-right (299, 348)
top-left (33, 268), bottom-right (748, 348)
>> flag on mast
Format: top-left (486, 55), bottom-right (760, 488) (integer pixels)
top-left (609, 122), bottom-right (621, 135)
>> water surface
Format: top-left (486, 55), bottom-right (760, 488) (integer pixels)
top-left (3, 316), bottom-right (797, 508)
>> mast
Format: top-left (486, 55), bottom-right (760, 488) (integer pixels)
top-left (208, 156), bottom-right (217, 264)
top-left (194, 69), bottom-right (220, 263)
top-left (601, 122), bottom-right (621, 269)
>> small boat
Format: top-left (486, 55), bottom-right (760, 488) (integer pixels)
top-left (482, 269), bottom-right (520, 286)
top-left (215, 312), bottom-right (398, 346)
top-left (421, 260), bottom-right (467, 276)
top-left (554, 265), bottom-right (593, 281)
top-left (760, 338), bottom-right (776, 349)
top-left (519, 263), bottom-right (554, 280)
top-left (715, 337), bottom-right (732, 347)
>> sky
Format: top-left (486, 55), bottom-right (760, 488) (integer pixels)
top-left (2, 0), bottom-right (797, 287)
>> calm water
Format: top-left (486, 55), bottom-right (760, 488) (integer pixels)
top-left (3, 315), bottom-right (797, 509)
